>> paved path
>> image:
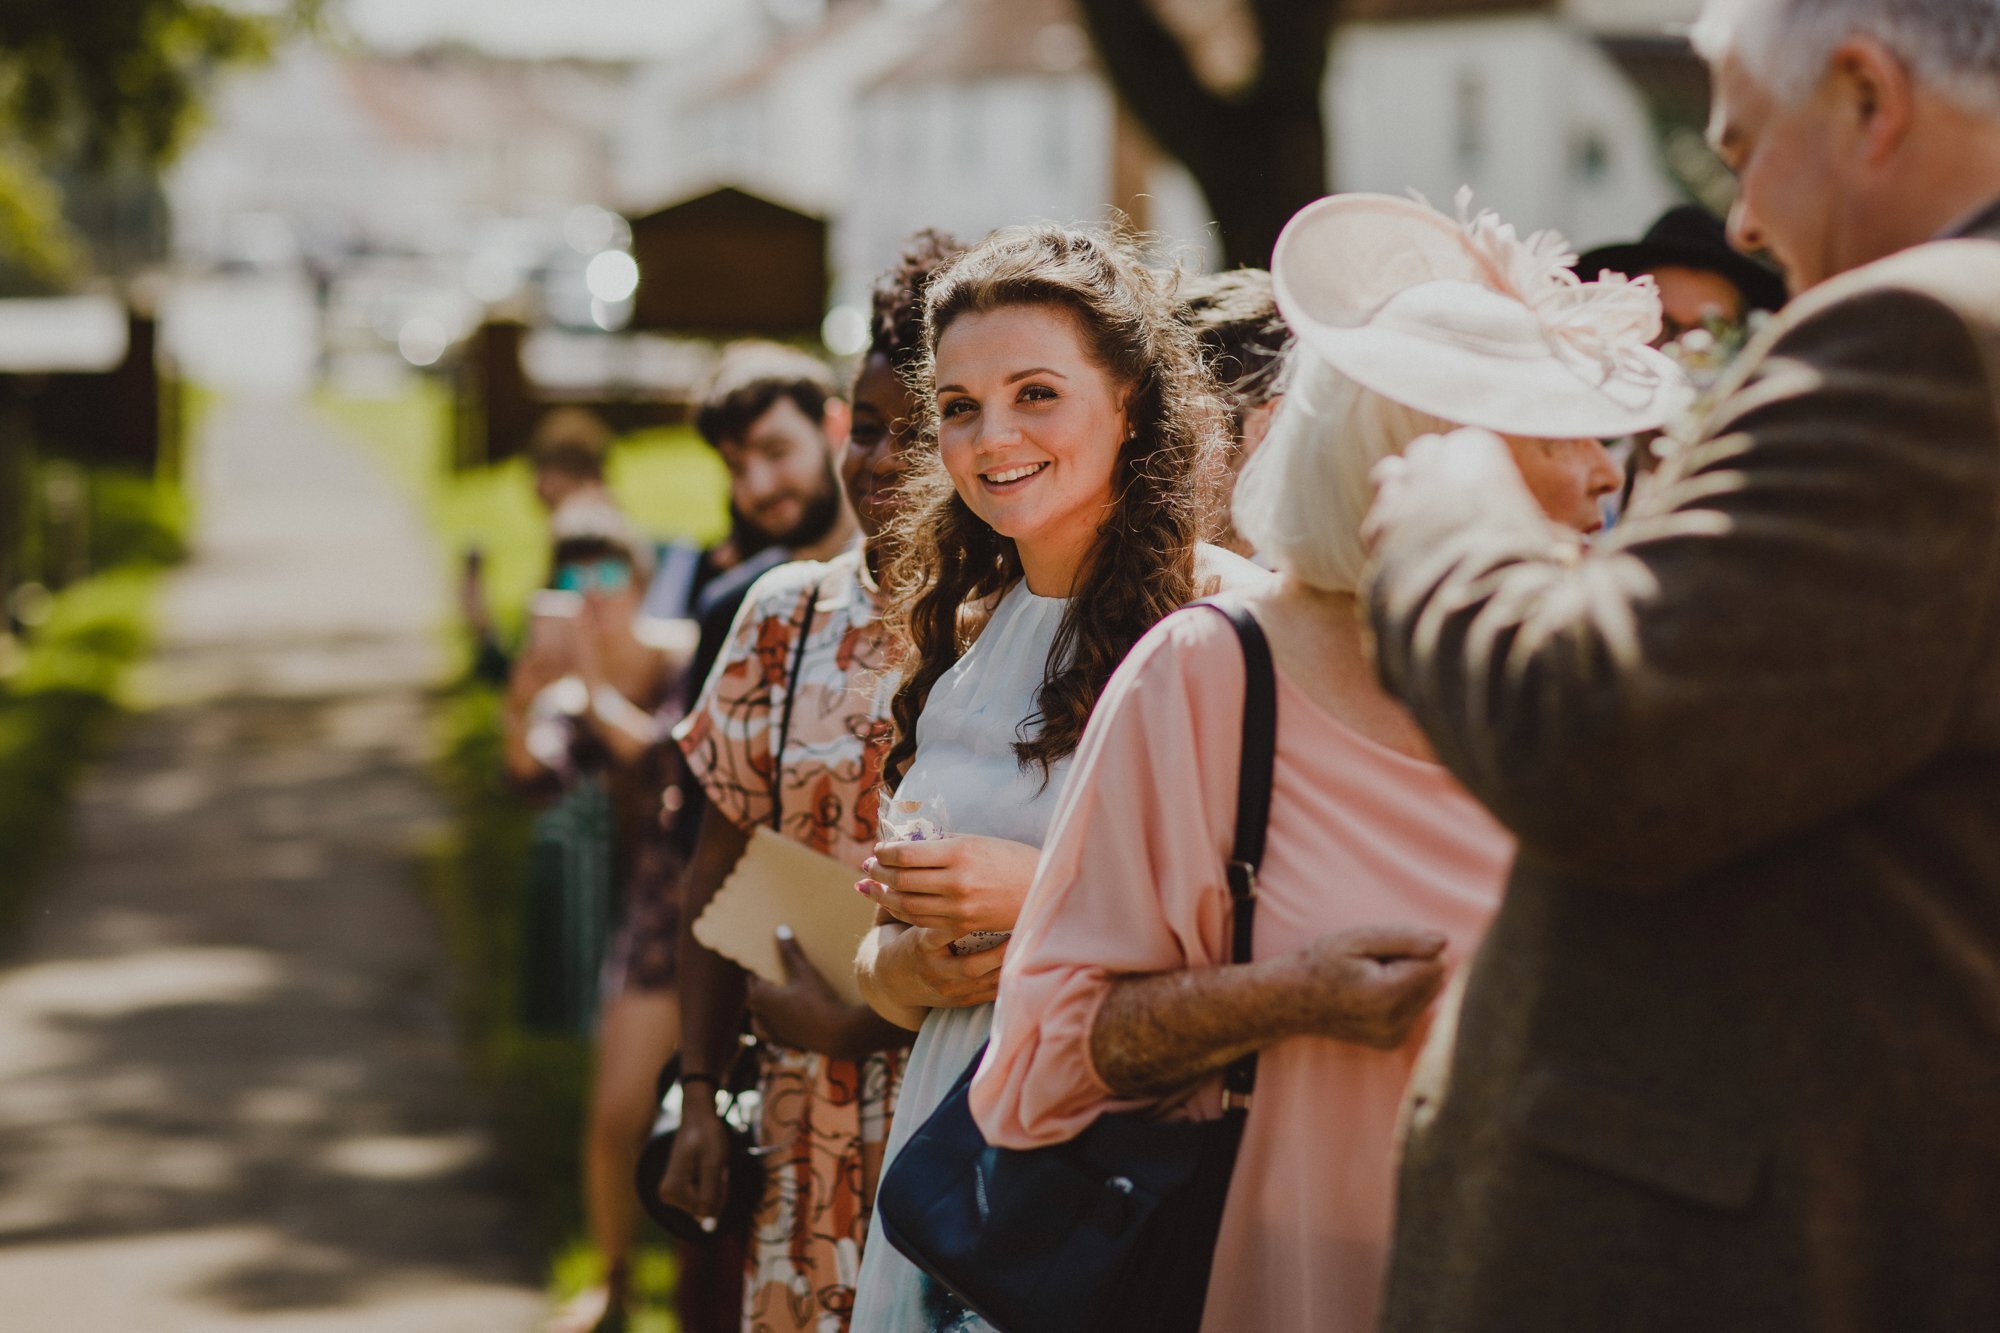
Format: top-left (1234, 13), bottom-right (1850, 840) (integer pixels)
top-left (0, 393), bottom-right (545, 1330)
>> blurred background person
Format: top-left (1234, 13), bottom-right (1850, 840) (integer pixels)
top-left (668, 343), bottom-right (857, 849)
top-left (660, 230), bottom-right (962, 1333)
top-left (463, 408), bottom-right (619, 684)
top-left (499, 500), bottom-right (686, 1333)
top-left (1575, 203), bottom-right (1787, 345)
top-left (1575, 204), bottom-right (1789, 513)
top-left (1180, 267), bottom-right (1293, 558)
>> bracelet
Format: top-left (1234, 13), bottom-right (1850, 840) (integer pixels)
top-left (679, 1072), bottom-right (720, 1090)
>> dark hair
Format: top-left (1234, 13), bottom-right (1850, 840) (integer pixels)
top-left (1180, 268), bottom-right (1291, 413)
top-left (883, 223), bottom-right (1224, 786)
top-left (546, 498), bottom-right (651, 586)
top-left (867, 228), bottom-right (963, 372)
top-left (549, 536), bottom-right (633, 574)
top-left (529, 406), bottom-right (612, 477)
top-left (693, 341), bottom-right (837, 448)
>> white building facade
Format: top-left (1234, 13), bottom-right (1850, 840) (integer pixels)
top-left (628, 0), bottom-right (1708, 315)
top-left (1329, 7), bottom-right (1689, 249)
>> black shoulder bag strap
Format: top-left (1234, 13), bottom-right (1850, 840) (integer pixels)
top-left (1202, 598), bottom-right (1276, 1116)
top-left (769, 572), bottom-right (823, 833)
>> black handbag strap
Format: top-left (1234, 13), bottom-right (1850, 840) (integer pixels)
top-left (1198, 599), bottom-right (1276, 1114)
top-left (769, 572), bottom-right (823, 831)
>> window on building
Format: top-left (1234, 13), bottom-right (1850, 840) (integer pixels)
top-left (1455, 69), bottom-right (1485, 172)
top-left (1572, 130), bottom-right (1612, 184)
top-left (1044, 82), bottom-right (1071, 182)
top-left (955, 88), bottom-right (984, 175)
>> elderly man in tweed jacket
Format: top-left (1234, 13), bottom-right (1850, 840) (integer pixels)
top-left (1364, 2), bottom-right (2000, 1329)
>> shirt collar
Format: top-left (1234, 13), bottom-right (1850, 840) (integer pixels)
top-left (814, 544), bottom-right (877, 615)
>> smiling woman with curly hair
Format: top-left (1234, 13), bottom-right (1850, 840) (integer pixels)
top-left (848, 223), bottom-right (1269, 1333)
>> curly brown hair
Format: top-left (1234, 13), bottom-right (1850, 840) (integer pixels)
top-left (868, 228), bottom-right (962, 371)
top-left (882, 223), bottom-right (1224, 788)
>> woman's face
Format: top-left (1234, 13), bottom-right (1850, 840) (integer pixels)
top-left (933, 304), bottom-right (1127, 577)
top-left (556, 553), bottom-right (642, 649)
top-left (1503, 435), bottom-right (1622, 535)
top-left (842, 352), bottom-right (918, 542)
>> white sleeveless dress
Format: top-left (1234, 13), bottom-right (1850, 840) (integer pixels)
top-left (851, 579), bottom-right (1073, 1333)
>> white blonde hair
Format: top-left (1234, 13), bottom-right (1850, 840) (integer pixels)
top-left (1693, 0), bottom-right (2000, 117)
top-left (1231, 352), bottom-right (1458, 593)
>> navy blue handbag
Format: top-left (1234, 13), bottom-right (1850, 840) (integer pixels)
top-left (876, 601), bottom-right (1276, 1333)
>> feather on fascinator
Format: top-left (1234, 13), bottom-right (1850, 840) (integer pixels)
top-left (1451, 188), bottom-right (1666, 388)
top-left (1271, 190), bottom-right (1693, 439)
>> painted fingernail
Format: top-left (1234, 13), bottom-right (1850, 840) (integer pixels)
top-left (776, 924), bottom-right (795, 942)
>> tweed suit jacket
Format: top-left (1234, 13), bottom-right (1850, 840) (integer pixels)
top-left (1368, 206), bottom-right (2000, 1333)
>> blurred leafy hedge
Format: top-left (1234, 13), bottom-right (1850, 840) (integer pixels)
top-left (0, 470), bottom-right (183, 923)
top-left (0, 555), bottom-right (175, 937)
top-left (90, 467), bottom-right (189, 569)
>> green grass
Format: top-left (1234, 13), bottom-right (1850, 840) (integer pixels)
top-left (315, 380), bottom-right (710, 1328)
top-left (316, 381), bottom-right (731, 647)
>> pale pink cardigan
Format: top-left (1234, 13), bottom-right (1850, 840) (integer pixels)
top-left (971, 607), bottom-right (1512, 1333)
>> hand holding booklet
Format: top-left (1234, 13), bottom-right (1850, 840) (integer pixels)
top-left (692, 826), bottom-right (880, 1006)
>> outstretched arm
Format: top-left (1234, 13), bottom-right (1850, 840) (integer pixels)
top-left (656, 802), bottom-right (750, 1226)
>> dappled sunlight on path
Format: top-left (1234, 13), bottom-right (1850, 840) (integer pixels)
top-left (0, 393), bottom-right (543, 1330)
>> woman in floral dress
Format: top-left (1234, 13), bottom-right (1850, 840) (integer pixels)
top-left (662, 233), bottom-right (961, 1333)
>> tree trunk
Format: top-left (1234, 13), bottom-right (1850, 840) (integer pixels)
top-left (1075, 0), bottom-right (1342, 268)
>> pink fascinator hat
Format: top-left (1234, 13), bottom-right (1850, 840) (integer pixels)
top-left (1271, 190), bottom-right (1693, 439)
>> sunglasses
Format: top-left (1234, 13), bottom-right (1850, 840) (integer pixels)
top-left (554, 559), bottom-right (633, 595)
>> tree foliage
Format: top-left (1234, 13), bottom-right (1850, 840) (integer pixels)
top-left (0, 148), bottom-right (80, 282)
top-left (0, 1), bottom-right (309, 284)
top-left (1074, 0), bottom-right (1343, 269)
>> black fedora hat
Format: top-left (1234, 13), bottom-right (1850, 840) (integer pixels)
top-left (1576, 204), bottom-right (1788, 314)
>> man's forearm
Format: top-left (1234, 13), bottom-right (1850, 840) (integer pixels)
top-left (1089, 956), bottom-right (1310, 1099)
top-left (833, 1005), bottom-right (921, 1060)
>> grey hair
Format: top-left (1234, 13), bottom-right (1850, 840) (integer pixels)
top-left (1692, 0), bottom-right (2000, 116)
top-left (1231, 352), bottom-right (1458, 594)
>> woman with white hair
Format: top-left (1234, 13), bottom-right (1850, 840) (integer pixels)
top-left (964, 192), bottom-right (1691, 1333)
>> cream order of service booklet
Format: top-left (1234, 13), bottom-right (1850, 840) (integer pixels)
top-left (692, 826), bottom-right (879, 1007)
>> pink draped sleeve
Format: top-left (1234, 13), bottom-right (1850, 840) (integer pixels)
top-left (971, 608), bottom-right (1251, 1148)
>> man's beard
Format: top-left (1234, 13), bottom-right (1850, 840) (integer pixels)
top-left (768, 457), bottom-right (844, 550)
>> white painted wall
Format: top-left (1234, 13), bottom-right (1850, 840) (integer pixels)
top-left (1563, 0), bottom-right (1706, 37)
top-left (171, 44), bottom-right (627, 262)
top-left (1142, 156), bottom-right (1223, 268)
top-left (617, 5), bottom-right (928, 216)
top-left (170, 45), bottom-right (443, 259)
top-left (836, 72), bottom-right (1119, 302)
top-left (1327, 14), bottom-right (1677, 250)
top-left (836, 72), bottom-right (1223, 303)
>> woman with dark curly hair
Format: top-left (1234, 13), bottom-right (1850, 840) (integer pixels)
top-left (848, 224), bottom-right (1268, 1332)
top-left (660, 230), bottom-right (963, 1333)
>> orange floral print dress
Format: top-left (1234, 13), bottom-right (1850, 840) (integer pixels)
top-left (674, 548), bottom-right (906, 1333)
